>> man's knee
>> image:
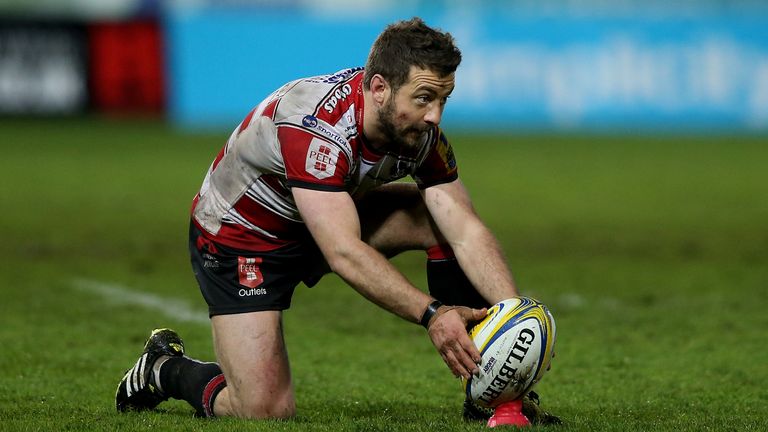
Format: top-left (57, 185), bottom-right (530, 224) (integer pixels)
top-left (226, 390), bottom-right (296, 419)
top-left (357, 183), bottom-right (443, 252)
top-left (211, 311), bottom-right (295, 419)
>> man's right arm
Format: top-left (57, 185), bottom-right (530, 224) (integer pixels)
top-left (294, 187), bottom-right (430, 322)
top-left (292, 186), bottom-right (484, 378)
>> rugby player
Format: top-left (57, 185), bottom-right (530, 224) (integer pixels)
top-left (115, 17), bottom-right (559, 426)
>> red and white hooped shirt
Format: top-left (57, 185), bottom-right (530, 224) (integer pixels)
top-left (192, 68), bottom-right (458, 252)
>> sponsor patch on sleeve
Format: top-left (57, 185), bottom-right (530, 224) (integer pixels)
top-left (305, 138), bottom-right (340, 180)
top-left (438, 132), bottom-right (457, 170)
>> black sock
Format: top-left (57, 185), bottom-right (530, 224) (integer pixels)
top-left (159, 356), bottom-right (226, 417)
top-left (426, 245), bottom-right (489, 309)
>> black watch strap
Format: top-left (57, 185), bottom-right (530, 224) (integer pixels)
top-left (420, 300), bottom-right (443, 329)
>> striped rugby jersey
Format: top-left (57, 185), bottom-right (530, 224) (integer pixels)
top-left (191, 67), bottom-right (458, 252)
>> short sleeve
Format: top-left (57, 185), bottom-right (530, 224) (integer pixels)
top-left (413, 128), bottom-right (459, 189)
top-left (278, 125), bottom-right (351, 191)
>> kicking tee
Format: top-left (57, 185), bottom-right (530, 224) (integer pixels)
top-left (191, 68), bottom-right (458, 252)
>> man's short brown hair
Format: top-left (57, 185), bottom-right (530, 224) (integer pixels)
top-left (364, 17), bottom-right (462, 91)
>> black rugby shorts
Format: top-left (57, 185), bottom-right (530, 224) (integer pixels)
top-left (189, 222), bottom-right (327, 316)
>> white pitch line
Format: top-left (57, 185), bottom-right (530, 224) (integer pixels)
top-left (71, 278), bottom-right (209, 325)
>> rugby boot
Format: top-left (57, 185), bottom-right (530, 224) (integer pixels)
top-left (521, 391), bottom-right (562, 425)
top-left (462, 398), bottom-right (494, 422)
top-left (115, 328), bottom-right (185, 412)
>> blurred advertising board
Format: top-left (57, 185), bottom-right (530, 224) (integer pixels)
top-left (165, 6), bottom-right (768, 132)
top-left (0, 21), bottom-right (88, 114)
top-left (89, 21), bottom-right (165, 113)
top-left (0, 19), bottom-right (164, 115)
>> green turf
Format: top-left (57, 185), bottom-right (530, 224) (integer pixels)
top-left (0, 118), bottom-right (766, 431)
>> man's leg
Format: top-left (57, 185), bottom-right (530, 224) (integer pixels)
top-left (355, 182), bottom-right (488, 308)
top-left (425, 244), bottom-right (489, 309)
top-left (209, 311), bottom-right (295, 418)
top-left (116, 312), bottom-right (295, 418)
top-left (116, 221), bottom-right (302, 418)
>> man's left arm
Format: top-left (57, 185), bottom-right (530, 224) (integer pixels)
top-left (421, 179), bottom-right (518, 304)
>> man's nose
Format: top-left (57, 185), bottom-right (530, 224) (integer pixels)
top-left (424, 103), bottom-right (443, 125)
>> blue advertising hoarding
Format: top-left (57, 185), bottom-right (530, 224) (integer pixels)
top-left (165, 6), bottom-right (768, 132)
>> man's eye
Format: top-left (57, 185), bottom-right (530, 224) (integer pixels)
top-left (416, 95), bottom-right (430, 104)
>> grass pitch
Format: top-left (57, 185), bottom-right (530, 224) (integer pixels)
top-left (0, 118), bottom-right (766, 431)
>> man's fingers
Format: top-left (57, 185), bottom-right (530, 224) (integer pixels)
top-left (439, 338), bottom-right (477, 379)
top-left (456, 347), bottom-right (480, 378)
top-left (472, 307), bottom-right (488, 321)
top-left (440, 349), bottom-right (464, 378)
top-left (429, 307), bottom-right (487, 379)
top-left (455, 306), bottom-right (488, 326)
top-left (446, 338), bottom-right (481, 378)
top-left (461, 335), bottom-right (482, 366)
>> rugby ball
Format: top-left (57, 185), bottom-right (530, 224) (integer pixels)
top-left (462, 297), bottom-right (556, 408)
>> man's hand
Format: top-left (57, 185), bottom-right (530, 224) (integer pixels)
top-left (427, 306), bottom-right (487, 379)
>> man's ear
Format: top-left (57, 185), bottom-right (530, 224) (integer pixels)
top-left (369, 74), bottom-right (390, 107)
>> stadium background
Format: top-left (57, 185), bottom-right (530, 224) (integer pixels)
top-left (1, 1), bottom-right (766, 431)
top-left (3, 0), bottom-right (768, 132)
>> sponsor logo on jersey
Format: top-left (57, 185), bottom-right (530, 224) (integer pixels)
top-left (437, 133), bottom-right (457, 170)
top-left (300, 117), bottom-right (352, 158)
top-left (324, 83), bottom-right (353, 113)
top-left (316, 122), bottom-right (348, 150)
top-left (305, 68), bottom-right (363, 84)
top-left (302, 115), bottom-right (318, 128)
top-left (334, 104), bottom-right (358, 139)
top-left (239, 287), bottom-right (267, 297)
top-left (202, 253), bottom-right (220, 269)
top-left (306, 138), bottom-right (340, 179)
top-left (446, 145), bottom-right (456, 169)
top-left (237, 256), bottom-right (263, 288)
top-left (321, 67), bottom-right (363, 84)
